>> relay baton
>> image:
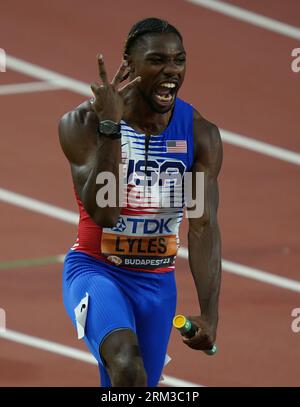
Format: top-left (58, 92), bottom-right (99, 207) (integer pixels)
top-left (173, 314), bottom-right (218, 356)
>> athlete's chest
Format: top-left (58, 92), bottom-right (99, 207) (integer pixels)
top-left (120, 129), bottom-right (187, 210)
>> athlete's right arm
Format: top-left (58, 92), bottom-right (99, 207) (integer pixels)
top-left (58, 100), bottom-right (122, 228)
top-left (59, 55), bottom-right (141, 228)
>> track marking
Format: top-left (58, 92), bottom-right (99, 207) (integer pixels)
top-left (177, 247), bottom-right (300, 294)
top-left (186, 0), bottom-right (300, 41)
top-left (7, 55), bottom-right (90, 95)
top-left (0, 329), bottom-right (202, 387)
top-left (221, 129), bottom-right (300, 166)
top-left (0, 254), bottom-right (64, 270)
top-left (1, 187), bottom-right (300, 293)
top-left (222, 259), bottom-right (300, 293)
top-left (5, 54), bottom-right (300, 166)
top-left (0, 188), bottom-right (78, 224)
top-left (0, 81), bottom-right (64, 95)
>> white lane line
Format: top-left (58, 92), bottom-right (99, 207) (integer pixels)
top-left (6, 54), bottom-right (300, 166)
top-left (0, 188), bottom-right (78, 224)
top-left (1, 329), bottom-right (95, 363)
top-left (0, 329), bottom-right (202, 387)
top-left (0, 81), bottom-right (64, 95)
top-left (177, 247), bottom-right (300, 294)
top-left (186, 0), bottom-right (300, 41)
top-left (222, 259), bottom-right (300, 293)
top-left (221, 129), bottom-right (300, 166)
top-left (1, 187), bottom-right (300, 294)
top-left (7, 54), bottom-right (90, 95)
top-left (163, 376), bottom-right (201, 387)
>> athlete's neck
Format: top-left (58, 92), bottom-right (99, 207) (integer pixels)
top-left (122, 88), bottom-right (173, 136)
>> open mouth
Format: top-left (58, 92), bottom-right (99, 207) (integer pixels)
top-left (153, 82), bottom-right (177, 107)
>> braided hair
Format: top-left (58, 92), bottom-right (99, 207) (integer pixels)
top-left (124, 17), bottom-right (182, 56)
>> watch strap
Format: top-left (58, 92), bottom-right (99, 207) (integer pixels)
top-left (99, 131), bottom-right (122, 139)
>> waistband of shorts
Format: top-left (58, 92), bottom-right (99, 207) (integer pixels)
top-left (64, 249), bottom-right (175, 278)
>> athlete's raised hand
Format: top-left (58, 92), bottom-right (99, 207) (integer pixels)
top-left (90, 54), bottom-right (141, 123)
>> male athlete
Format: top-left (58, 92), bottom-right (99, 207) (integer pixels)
top-left (59, 18), bottom-right (222, 387)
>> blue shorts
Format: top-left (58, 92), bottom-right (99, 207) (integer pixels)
top-left (62, 250), bottom-right (177, 387)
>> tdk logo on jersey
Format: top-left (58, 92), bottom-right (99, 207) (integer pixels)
top-left (111, 217), bottom-right (127, 232)
top-left (127, 218), bottom-right (172, 234)
top-left (110, 217), bottom-right (174, 234)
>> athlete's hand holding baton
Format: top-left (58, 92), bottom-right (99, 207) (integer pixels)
top-left (173, 314), bottom-right (218, 355)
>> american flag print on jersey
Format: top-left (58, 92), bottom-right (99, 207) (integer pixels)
top-left (166, 140), bottom-right (187, 153)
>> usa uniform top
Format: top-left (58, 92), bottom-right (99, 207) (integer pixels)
top-left (71, 98), bottom-right (194, 273)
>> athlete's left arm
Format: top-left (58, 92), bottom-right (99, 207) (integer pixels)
top-left (183, 109), bottom-right (223, 351)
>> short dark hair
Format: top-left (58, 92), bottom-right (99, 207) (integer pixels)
top-left (124, 17), bottom-right (182, 56)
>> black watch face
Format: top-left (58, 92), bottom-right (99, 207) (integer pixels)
top-left (100, 121), bottom-right (118, 134)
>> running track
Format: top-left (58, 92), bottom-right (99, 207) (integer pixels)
top-left (0, 0), bottom-right (299, 387)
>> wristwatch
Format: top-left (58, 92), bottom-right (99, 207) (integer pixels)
top-left (98, 120), bottom-right (121, 139)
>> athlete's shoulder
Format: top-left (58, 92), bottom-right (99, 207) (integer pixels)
top-left (193, 108), bottom-right (221, 146)
top-left (176, 99), bottom-right (220, 139)
top-left (59, 99), bottom-right (97, 134)
top-left (192, 108), bottom-right (223, 174)
top-left (58, 99), bottom-right (98, 164)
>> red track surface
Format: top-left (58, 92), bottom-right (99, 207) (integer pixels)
top-left (0, 0), bottom-right (299, 386)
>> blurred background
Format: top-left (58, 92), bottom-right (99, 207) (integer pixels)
top-left (0, 0), bottom-right (299, 386)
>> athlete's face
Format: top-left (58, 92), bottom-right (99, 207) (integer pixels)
top-left (128, 33), bottom-right (186, 114)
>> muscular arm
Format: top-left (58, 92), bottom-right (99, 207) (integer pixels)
top-left (186, 109), bottom-right (223, 348)
top-left (58, 100), bottom-right (122, 227)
